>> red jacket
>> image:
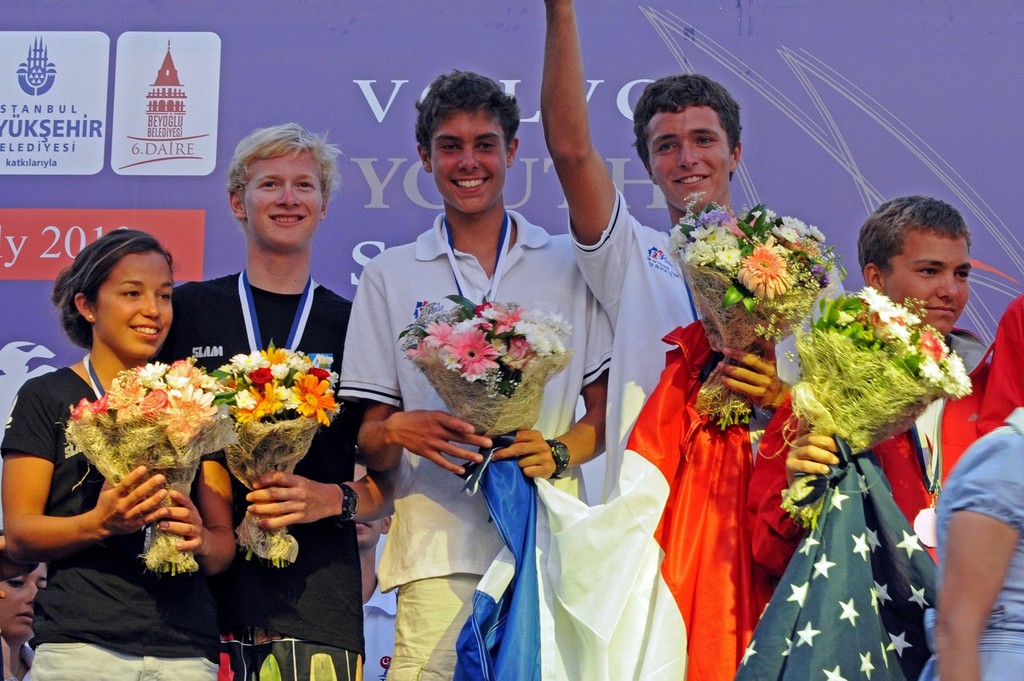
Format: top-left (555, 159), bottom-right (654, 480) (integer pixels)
top-left (979, 293), bottom-right (1024, 435)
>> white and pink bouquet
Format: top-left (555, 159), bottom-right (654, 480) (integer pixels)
top-left (400, 295), bottom-right (572, 436)
top-left (66, 359), bottom-right (236, 574)
top-left (669, 198), bottom-right (838, 427)
top-left (782, 288), bottom-right (972, 527)
top-left (789, 287), bottom-right (971, 452)
top-left (213, 346), bottom-right (340, 567)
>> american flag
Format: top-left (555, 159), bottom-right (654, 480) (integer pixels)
top-left (736, 439), bottom-right (937, 681)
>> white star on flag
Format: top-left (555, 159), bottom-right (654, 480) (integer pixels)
top-left (823, 665), bottom-right (848, 681)
top-left (897, 530), bottom-right (923, 558)
top-left (781, 637), bottom-right (793, 657)
top-left (852, 533), bottom-right (871, 561)
top-left (788, 581), bottom-right (809, 607)
top-left (813, 554), bottom-right (836, 579)
top-left (873, 581), bottom-right (892, 606)
top-left (741, 641), bottom-right (756, 665)
top-left (909, 585), bottom-right (929, 608)
top-left (866, 528), bottom-right (880, 550)
top-left (888, 630), bottom-right (912, 657)
top-left (860, 651), bottom-right (875, 679)
top-left (838, 598), bottom-right (859, 626)
top-left (830, 488), bottom-right (849, 510)
top-left (798, 535), bottom-right (820, 556)
top-left (796, 621), bottom-right (821, 648)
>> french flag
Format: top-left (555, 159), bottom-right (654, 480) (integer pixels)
top-left (455, 446), bottom-right (687, 679)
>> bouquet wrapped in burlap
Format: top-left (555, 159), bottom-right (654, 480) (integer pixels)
top-left (669, 200), bottom-right (837, 428)
top-left (66, 359), bottom-right (236, 574)
top-left (401, 295), bottom-right (572, 441)
top-left (213, 346), bottom-right (339, 567)
top-left (781, 288), bottom-right (972, 527)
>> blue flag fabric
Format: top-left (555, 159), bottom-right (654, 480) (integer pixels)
top-left (455, 457), bottom-right (541, 681)
top-left (736, 438), bottom-right (937, 681)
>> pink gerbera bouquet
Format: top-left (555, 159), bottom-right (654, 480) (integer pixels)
top-left (669, 198), bottom-right (839, 428)
top-left (66, 359), bottom-right (236, 574)
top-left (400, 295), bottom-right (572, 436)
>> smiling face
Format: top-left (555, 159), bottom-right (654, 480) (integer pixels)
top-left (863, 229), bottom-right (971, 336)
top-left (418, 108), bottom-right (518, 226)
top-left (645, 105), bottom-right (741, 224)
top-left (0, 562), bottom-right (47, 646)
top-left (76, 251), bottom-right (173, 369)
top-left (230, 150), bottom-right (327, 256)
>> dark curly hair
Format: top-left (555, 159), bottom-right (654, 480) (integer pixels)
top-left (632, 73), bottom-right (741, 172)
top-left (415, 70), bottom-right (520, 151)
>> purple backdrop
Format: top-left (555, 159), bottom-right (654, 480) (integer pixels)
top-left (2, 2), bottom-right (1022, 453)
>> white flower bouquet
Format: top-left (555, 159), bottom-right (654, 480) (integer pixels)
top-left (66, 359), bottom-right (236, 574)
top-left (213, 346), bottom-right (340, 567)
top-left (782, 287), bottom-right (972, 527)
top-left (669, 199), bottom-right (838, 427)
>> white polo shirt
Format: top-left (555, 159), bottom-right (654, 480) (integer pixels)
top-left (362, 584), bottom-right (396, 681)
top-left (573, 192), bottom-right (697, 500)
top-left (339, 211), bottom-right (612, 591)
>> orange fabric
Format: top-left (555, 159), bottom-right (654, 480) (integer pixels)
top-left (627, 322), bottom-right (774, 681)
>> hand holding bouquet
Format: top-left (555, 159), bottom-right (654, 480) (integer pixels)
top-left (669, 198), bottom-right (837, 427)
top-left (782, 287), bottom-right (972, 527)
top-left (66, 359), bottom-right (236, 574)
top-left (400, 295), bottom-right (572, 437)
top-left (400, 296), bottom-right (573, 492)
top-left (213, 346), bottom-right (339, 566)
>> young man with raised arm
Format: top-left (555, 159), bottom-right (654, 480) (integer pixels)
top-left (542, 0), bottom-right (786, 501)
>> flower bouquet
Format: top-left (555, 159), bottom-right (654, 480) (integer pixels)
top-left (213, 346), bottom-right (339, 566)
top-left (400, 296), bottom-right (572, 491)
top-left (400, 295), bottom-right (572, 436)
top-left (781, 287), bottom-right (972, 527)
top-left (66, 359), bottom-right (236, 574)
top-left (669, 198), bottom-right (837, 428)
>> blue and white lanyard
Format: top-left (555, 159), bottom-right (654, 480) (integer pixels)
top-left (238, 271), bottom-right (315, 351)
top-left (443, 212), bottom-right (511, 303)
top-left (82, 353), bottom-right (105, 398)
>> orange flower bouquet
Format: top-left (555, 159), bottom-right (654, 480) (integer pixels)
top-left (669, 199), bottom-right (839, 427)
top-left (213, 346), bottom-right (339, 566)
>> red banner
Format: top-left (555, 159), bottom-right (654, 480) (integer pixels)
top-left (0, 208), bottom-right (205, 281)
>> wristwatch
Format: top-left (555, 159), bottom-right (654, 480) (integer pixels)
top-left (338, 483), bottom-right (359, 523)
top-left (546, 439), bottom-right (570, 479)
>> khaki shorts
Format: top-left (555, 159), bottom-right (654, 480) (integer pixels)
top-left (387, 573), bottom-right (479, 681)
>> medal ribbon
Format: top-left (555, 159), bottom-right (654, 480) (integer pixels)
top-left (82, 353), bottom-right (105, 398)
top-left (443, 212), bottom-right (511, 303)
top-left (238, 271), bottom-right (315, 351)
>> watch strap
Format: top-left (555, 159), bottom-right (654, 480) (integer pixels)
top-left (546, 439), bottom-right (570, 479)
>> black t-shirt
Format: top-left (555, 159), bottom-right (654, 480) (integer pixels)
top-left (2, 368), bottom-right (221, 660)
top-left (158, 273), bottom-right (364, 654)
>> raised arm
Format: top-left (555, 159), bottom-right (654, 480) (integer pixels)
top-left (542, 0), bottom-right (617, 244)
